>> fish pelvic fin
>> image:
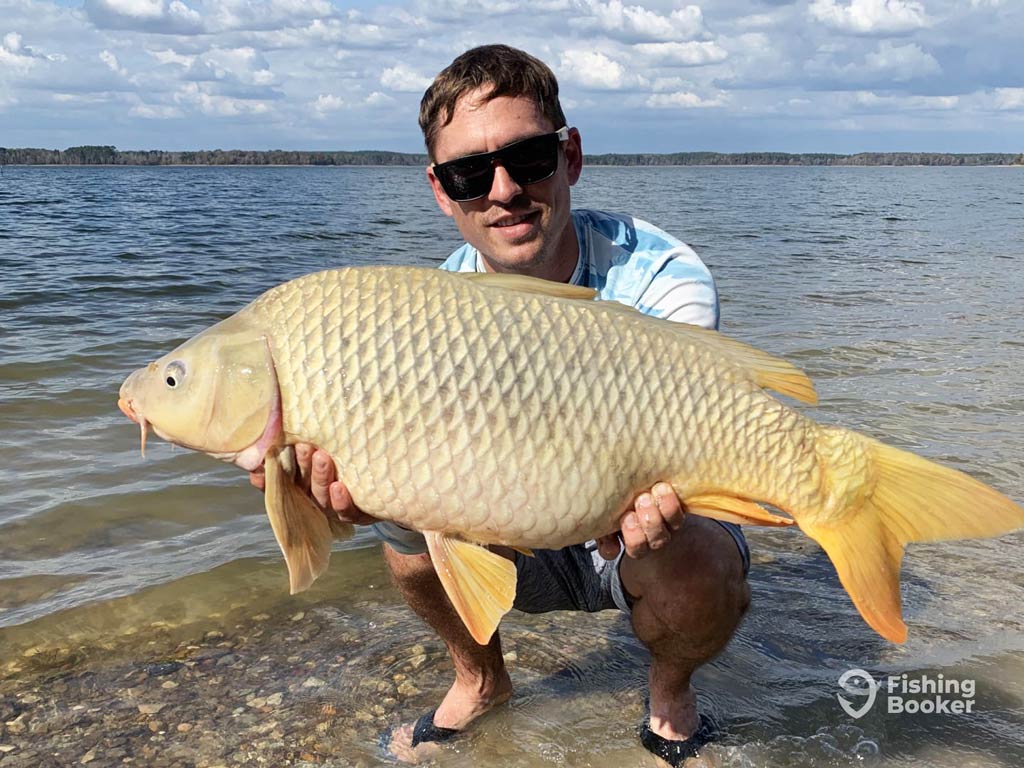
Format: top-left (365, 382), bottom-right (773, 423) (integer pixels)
top-left (424, 532), bottom-right (516, 645)
top-left (264, 446), bottom-right (345, 594)
top-left (805, 429), bottom-right (1024, 644)
top-left (684, 493), bottom-right (795, 527)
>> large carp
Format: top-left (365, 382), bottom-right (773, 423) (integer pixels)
top-left (118, 266), bottom-right (1023, 645)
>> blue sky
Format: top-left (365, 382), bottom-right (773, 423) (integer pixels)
top-left (1, 0), bottom-right (1021, 153)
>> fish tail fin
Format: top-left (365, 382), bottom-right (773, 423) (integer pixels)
top-left (264, 447), bottom-right (351, 594)
top-left (805, 428), bottom-right (1024, 643)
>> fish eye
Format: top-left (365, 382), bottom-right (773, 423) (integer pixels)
top-left (164, 361), bottom-right (187, 389)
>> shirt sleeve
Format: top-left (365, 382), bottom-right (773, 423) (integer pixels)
top-left (633, 246), bottom-right (720, 330)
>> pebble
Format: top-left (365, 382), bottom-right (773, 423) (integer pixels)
top-left (265, 693), bottom-right (283, 707)
top-left (145, 662), bottom-right (182, 677)
top-left (302, 677), bottom-right (325, 688)
top-left (138, 704), bottom-right (165, 715)
top-left (291, 612), bottom-right (305, 622)
top-left (161, 681), bottom-right (179, 690)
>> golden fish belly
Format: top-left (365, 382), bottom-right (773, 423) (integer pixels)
top-left (247, 266), bottom-right (823, 547)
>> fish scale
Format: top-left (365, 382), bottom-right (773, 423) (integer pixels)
top-left (120, 265), bottom-right (1024, 644)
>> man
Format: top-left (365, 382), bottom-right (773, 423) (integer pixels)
top-left (255, 44), bottom-right (750, 766)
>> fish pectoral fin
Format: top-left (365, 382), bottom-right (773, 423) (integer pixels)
top-left (685, 493), bottom-right (796, 527)
top-left (424, 532), bottom-right (516, 645)
top-left (264, 448), bottom-right (335, 594)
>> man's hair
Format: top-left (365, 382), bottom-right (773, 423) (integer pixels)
top-left (418, 44), bottom-right (567, 162)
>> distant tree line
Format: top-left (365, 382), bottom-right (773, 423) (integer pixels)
top-left (1, 145), bottom-right (1021, 167)
top-left (0, 146), bottom-right (429, 166)
top-left (585, 151), bottom-right (1024, 166)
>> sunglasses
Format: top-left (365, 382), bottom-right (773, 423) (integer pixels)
top-left (432, 126), bottom-right (570, 202)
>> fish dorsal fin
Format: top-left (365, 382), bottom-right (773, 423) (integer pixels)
top-left (461, 272), bottom-right (598, 301)
top-left (424, 532), bottom-right (516, 645)
top-left (462, 270), bottom-right (816, 404)
top-left (264, 446), bottom-right (353, 594)
top-left (589, 300), bottom-right (818, 405)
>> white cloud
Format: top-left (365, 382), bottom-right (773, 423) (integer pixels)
top-left (200, 47), bottom-right (274, 86)
top-left (633, 41), bottom-right (728, 67)
top-left (0, 31), bottom-right (64, 71)
top-left (805, 40), bottom-right (940, 84)
top-left (853, 91), bottom-right (958, 110)
top-left (99, 50), bottom-right (128, 77)
top-left (646, 91), bottom-right (726, 108)
top-left (84, 0), bottom-right (204, 34)
top-left (174, 81), bottom-right (270, 116)
top-left (148, 48), bottom-right (196, 67)
top-left (808, 0), bottom-right (929, 36)
top-left (572, 0), bottom-right (706, 43)
top-left (864, 41), bottom-right (940, 80)
top-left (130, 102), bottom-right (184, 118)
top-left (993, 88), bottom-right (1024, 110)
top-left (313, 93), bottom-right (345, 112)
top-left (365, 91), bottom-right (394, 106)
top-left (380, 63), bottom-right (431, 92)
top-left (559, 49), bottom-right (642, 90)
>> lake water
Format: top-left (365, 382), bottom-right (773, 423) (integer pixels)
top-left (1, 165), bottom-right (1022, 766)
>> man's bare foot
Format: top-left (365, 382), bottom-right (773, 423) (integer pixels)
top-left (383, 670), bottom-right (513, 763)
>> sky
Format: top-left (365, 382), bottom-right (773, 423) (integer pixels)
top-left (1, 0), bottom-right (1022, 153)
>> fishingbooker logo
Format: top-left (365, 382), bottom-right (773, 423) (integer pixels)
top-left (837, 669), bottom-right (976, 718)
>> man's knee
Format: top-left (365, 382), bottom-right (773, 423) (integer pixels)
top-left (625, 516), bottom-right (750, 653)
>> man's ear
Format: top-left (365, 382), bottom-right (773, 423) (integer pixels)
top-left (565, 127), bottom-right (583, 186)
top-left (426, 166), bottom-right (455, 217)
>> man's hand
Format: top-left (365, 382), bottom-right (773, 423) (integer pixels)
top-left (248, 444), bottom-right (379, 526)
top-left (597, 483), bottom-right (685, 560)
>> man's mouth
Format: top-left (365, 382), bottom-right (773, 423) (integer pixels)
top-left (491, 210), bottom-right (538, 227)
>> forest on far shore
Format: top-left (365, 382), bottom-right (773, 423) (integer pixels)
top-left (2, 145), bottom-right (1022, 167)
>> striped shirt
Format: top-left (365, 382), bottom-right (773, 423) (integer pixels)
top-left (440, 208), bottom-right (719, 329)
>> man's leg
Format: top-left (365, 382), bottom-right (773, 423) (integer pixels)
top-left (380, 545), bottom-right (513, 758)
top-left (620, 515), bottom-right (750, 744)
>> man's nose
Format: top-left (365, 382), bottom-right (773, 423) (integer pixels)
top-left (488, 163), bottom-right (524, 203)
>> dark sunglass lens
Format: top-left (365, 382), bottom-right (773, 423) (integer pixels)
top-left (437, 155), bottom-right (493, 201)
top-left (503, 133), bottom-right (559, 184)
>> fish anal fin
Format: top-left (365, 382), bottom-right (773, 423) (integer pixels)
top-left (424, 532), bottom-right (516, 645)
top-left (264, 447), bottom-right (337, 594)
top-left (686, 493), bottom-right (795, 528)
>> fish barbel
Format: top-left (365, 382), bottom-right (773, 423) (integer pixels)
top-left (118, 266), bottom-right (1024, 645)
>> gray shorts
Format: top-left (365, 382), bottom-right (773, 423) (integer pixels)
top-left (371, 521), bottom-right (750, 615)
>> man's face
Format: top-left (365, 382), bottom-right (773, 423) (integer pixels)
top-left (426, 88), bottom-right (583, 280)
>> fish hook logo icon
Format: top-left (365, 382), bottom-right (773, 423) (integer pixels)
top-left (837, 668), bottom-right (878, 719)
